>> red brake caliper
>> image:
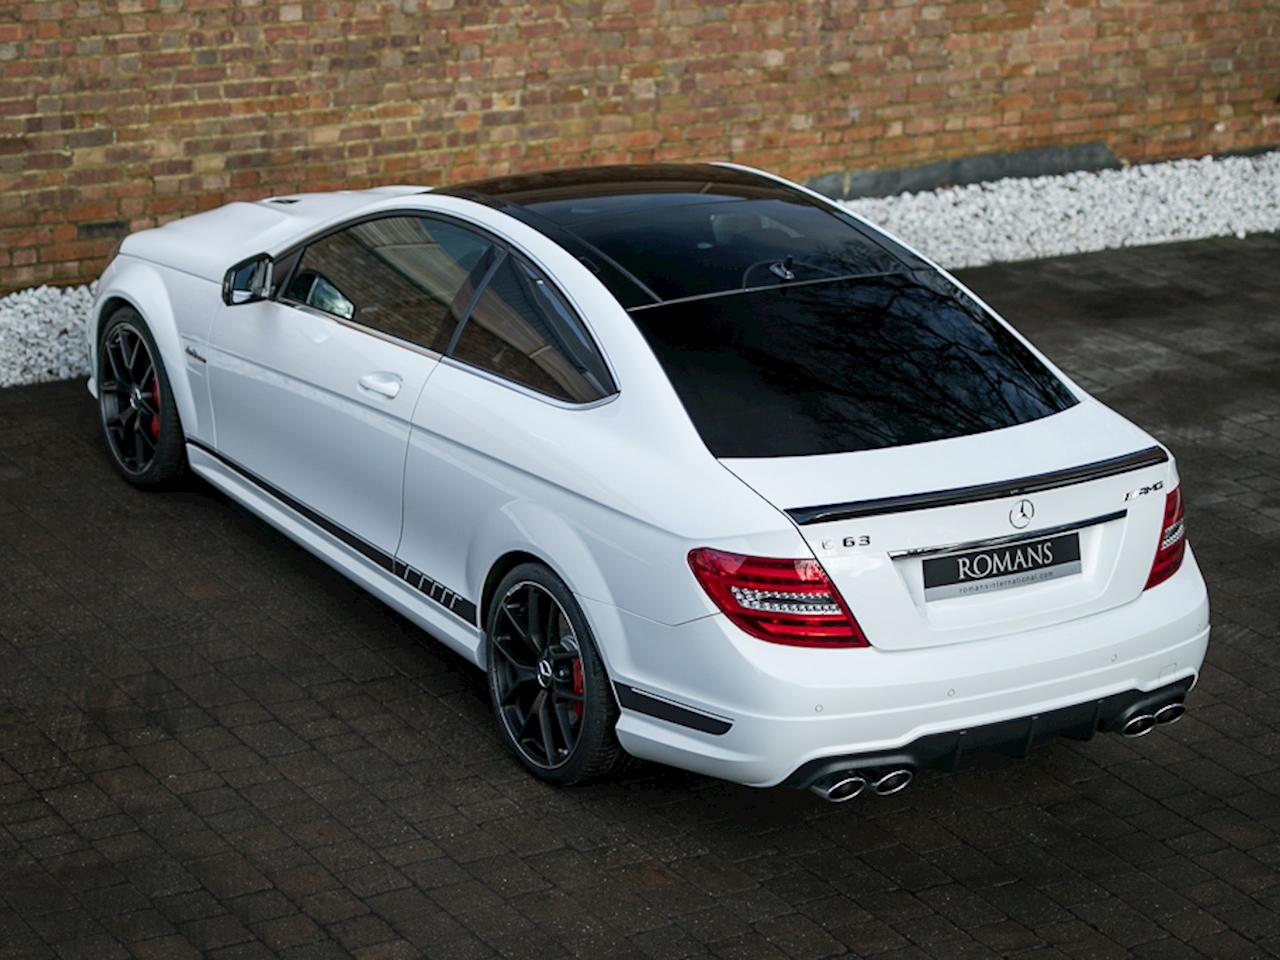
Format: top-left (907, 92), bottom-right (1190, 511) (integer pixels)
top-left (571, 657), bottom-right (584, 719)
top-left (148, 375), bottom-right (161, 440)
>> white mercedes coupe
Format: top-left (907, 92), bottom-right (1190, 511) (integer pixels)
top-left (88, 164), bottom-right (1209, 800)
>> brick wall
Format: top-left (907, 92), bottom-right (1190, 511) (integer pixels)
top-left (2, 0), bottom-right (1277, 293)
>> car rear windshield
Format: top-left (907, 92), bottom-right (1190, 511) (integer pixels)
top-left (628, 273), bottom-right (1080, 458)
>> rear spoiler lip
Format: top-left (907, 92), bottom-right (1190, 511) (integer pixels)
top-left (785, 445), bottom-right (1169, 526)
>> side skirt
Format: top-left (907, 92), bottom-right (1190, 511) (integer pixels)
top-left (186, 443), bottom-right (484, 666)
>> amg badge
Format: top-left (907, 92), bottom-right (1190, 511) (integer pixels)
top-left (923, 532), bottom-right (1082, 601)
top-left (1124, 480), bottom-right (1164, 501)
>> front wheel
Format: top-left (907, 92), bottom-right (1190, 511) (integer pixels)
top-left (98, 307), bottom-right (187, 487)
top-left (486, 563), bottom-right (624, 785)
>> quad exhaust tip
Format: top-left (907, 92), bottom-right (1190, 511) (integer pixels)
top-left (1122, 713), bottom-right (1157, 737)
top-left (810, 775), bottom-right (866, 802)
top-left (1154, 701), bottom-right (1185, 726)
top-left (810, 767), bottom-right (913, 802)
top-left (810, 695), bottom-right (1189, 799)
top-left (1122, 699), bottom-right (1186, 738)
top-left (873, 768), bottom-right (913, 796)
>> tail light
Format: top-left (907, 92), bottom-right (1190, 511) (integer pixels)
top-left (688, 548), bottom-right (868, 647)
top-left (1145, 486), bottom-right (1186, 590)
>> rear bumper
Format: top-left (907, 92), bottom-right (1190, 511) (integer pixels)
top-left (782, 676), bottom-right (1193, 790)
top-left (588, 546), bottom-right (1210, 788)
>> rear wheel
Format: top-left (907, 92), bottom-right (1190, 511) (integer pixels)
top-left (486, 563), bottom-right (624, 785)
top-left (98, 307), bottom-right (187, 487)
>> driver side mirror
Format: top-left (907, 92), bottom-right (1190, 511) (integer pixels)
top-left (222, 254), bottom-right (273, 306)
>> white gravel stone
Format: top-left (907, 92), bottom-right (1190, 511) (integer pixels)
top-left (841, 151), bottom-right (1280, 270)
top-left (2, 151), bottom-right (1278, 389)
top-left (0, 283), bottom-right (95, 389)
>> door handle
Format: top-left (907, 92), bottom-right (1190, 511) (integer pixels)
top-left (358, 372), bottom-right (401, 399)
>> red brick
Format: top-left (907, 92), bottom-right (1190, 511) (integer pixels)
top-left (2, 0), bottom-right (1277, 292)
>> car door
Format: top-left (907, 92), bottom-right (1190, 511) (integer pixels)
top-left (206, 213), bottom-right (496, 560)
top-left (396, 248), bottom-right (617, 623)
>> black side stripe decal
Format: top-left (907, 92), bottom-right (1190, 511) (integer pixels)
top-left (392, 560), bottom-right (478, 626)
top-left (786, 445), bottom-right (1169, 526)
top-left (188, 440), bottom-right (478, 625)
top-left (614, 684), bottom-right (733, 736)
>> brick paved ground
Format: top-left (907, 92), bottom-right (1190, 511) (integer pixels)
top-left (1, 234), bottom-right (1278, 959)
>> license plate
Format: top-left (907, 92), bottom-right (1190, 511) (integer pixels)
top-left (922, 532), bottom-right (1081, 601)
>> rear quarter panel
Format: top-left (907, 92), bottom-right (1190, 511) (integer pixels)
top-left (402, 361), bottom-right (807, 641)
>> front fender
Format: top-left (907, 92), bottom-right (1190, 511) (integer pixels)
top-left (89, 260), bottom-right (201, 446)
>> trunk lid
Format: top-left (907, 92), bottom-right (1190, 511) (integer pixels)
top-left (722, 401), bottom-right (1175, 650)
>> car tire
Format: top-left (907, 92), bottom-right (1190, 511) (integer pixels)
top-left (486, 562), bottom-right (625, 785)
top-left (97, 307), bottom-right (187, 487)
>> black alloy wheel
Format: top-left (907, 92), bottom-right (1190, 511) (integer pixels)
top-left (486, 563), bottom-right (624, 785)
top-left (98, 307), bottom-right (186, 487)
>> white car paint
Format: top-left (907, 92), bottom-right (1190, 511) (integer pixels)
top-left (602, 554), bottom-right (1207, 785)
top-left (206, 296), bottom-right (431, 556)
top-left (88, 166), bottom-right (1209, 790)
top-left (726, 401), bottom-right (1175, 650)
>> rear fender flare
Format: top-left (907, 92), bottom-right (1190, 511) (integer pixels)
top-left (466, 501), bottom-right (621, 672)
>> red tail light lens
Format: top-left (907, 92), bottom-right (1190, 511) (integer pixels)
top-left (688, 548), bottom-right (868, 647)
top-left (1145, 486), bottom-right (1186, 590)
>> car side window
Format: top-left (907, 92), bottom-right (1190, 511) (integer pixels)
top-left (282, 215), bottom-right (495, 354)
top-left (451, 253), bottom-right (615, 403)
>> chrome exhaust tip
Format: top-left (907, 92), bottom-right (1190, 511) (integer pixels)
top-left (1122, 713), bottom-right (1157, 738)
top-left (872, 768), bottom-right (913, 796)
top-left (810, 775), bottom-right (867, 803)
top-left (1154, 701), bottom-right (1185, 726)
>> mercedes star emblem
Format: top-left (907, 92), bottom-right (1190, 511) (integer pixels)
top-left (536, 659), bottom-right (554, 688)
top-left (1009, 499), bottom-right (1035, 529)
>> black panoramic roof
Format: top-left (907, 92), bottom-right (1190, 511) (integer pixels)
top-left (436, 164), bottom-right (922, 309)
top-left (436, 163), bottom-right (794, 207)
